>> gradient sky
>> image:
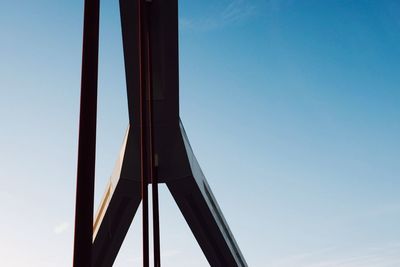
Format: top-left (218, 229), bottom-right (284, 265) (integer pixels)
top-left (1, 0), bottom-right (400, 266)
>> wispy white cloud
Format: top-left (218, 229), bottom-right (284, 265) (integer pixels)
top-left (269, 243), bottom-right (400, 267)
top-left (327, 202), bottom-right (400, 228)
top-left (180, 0), bottom-right (256, 31)
top-left (53, 221), bottom-right (70, 235)
top-left (221, 0), bottom-right (256, 24)
top-left (162, 249), bottom-right (182, 258)
top-left (265, 0), bottom-right (294, 12)
top-left (124, 249), bottom-right (182, 264)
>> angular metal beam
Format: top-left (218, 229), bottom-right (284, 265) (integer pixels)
top-left (92, 127), bottom-right (141, 267)
top-left (92, 122), bottom-right (247, 267)
top-left (166, 123), bottom-right (248, 267)
top-left (89, 0), bottom-right (247, 266)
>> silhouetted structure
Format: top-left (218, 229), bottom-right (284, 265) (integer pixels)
top-left (73, 1), bottom-right (247, 266)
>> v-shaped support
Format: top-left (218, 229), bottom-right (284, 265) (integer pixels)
top-left (92, 121), bottom-right (247, 267)
top-left (73, 0), bottom-right (247, 266)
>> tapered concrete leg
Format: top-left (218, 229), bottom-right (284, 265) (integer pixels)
top-left (93, 181), bottom-right (141, 267)
top-left (92, 123), bottom-right (247, 267)
top-left (166, 123), bottom-right (247, 267)
top-left (92, 127), bottom-right (142, 267)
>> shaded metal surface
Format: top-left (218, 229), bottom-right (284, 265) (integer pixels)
top-left (74, 0), bottom-right (247, 266)
top-left (92, 128), bottom-right (142, 267)
top-left (94, 122), bottom-right (247, 267)
top-left (73, 0), bottom-right (100, 266)
top-left (167, 123), bottom-right (248, 267)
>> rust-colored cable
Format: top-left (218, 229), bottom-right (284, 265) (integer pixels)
top-left (145, 2), bottom-right (161, 266)
top-left (138, 0), bottom-right (149, 266)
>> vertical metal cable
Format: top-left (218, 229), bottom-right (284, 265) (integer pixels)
top-left (73, 0), bottom-right (100, 266)
top-left (145, 2), bottom-right (161, 266)
top-left (138, 0), bottom-right (149, 266)
top-left (152, 165), bottom-right (161, 267)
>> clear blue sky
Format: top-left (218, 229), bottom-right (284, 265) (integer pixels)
top-left (0, 0), bottom-right (399, 266)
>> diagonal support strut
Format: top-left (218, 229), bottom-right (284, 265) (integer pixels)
top-left (73, 0), bottom-right (247, 266)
